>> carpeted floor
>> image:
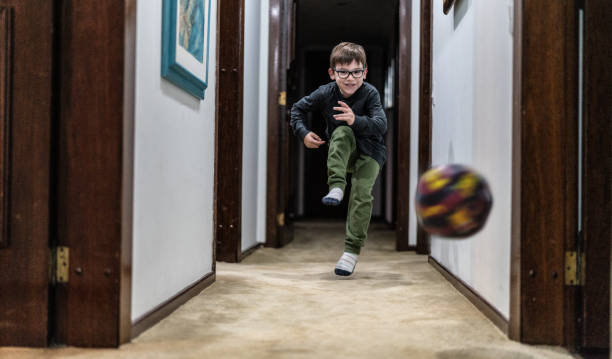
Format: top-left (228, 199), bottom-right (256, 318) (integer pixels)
top-left (2, 221), bottom-right (575, 358)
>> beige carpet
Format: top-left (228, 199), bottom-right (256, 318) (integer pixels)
top-left (2, 221), bottom-right (574, 359)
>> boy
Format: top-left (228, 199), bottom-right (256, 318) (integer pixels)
top-left (290, 42), bottom-right (387, 276)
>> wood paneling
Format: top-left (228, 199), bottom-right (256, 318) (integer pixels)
top-left (581, 0), bottom-right (611, 349)
top-left (215, 0), bottom-right (244, 262)
top-left (512, 0), bottom-right (578, 345)
top-left (55, 0), bottom-right (131, 347)
top-left (0, 0), bottom-right (53, 347)
top-left (395, 0), bottom-right (411, 251)
top-left (416, 0), bottom-right (432, 255)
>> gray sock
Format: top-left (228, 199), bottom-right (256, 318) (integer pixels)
top-left (334, 252), bottom-right (358, 276)
top-left (322, 187), bottom-right (344, 206)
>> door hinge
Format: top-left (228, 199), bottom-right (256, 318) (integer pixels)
top-left (278, 91), bottom-right (286, 106)
top-left (51, 246), bottom-right (70, 284)
top-left (277, 212), bottom-right (285, 227)
top-left (565, 251), bottom-right (585, 286)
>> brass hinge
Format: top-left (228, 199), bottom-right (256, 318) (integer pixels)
top-left (277, 212), bottom-right (285, 227)
top-left (51, 246), bottom-right (70, 284)
top-left (565, 251), bottom-right (585, 286)
top-left (278, 91), bottom-right (286, 106)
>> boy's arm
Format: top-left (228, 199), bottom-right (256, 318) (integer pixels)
top-left (350, 89), bottom-right (387, 137)
top-left (290, 86), bottom-right (325, 141)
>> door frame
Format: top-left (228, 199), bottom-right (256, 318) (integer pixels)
top-left (215, 0), bottom-right (245, 262)
top-left (266, 0), bottom-right (282, 247)
top-left (415, 0), bottom-right (432, 255)
top-left (579, 0), bottom-right (610, 351)
top-left (53, 0), bottom-right (135, 346)
top-left (510, 0), bottom-right (580, 347)
top-left (278, 0), bottom-right (413, 249)
top-left (265, 0), bottom-right (294, 248)
top-left (395, 0), bottom-right (413, 251)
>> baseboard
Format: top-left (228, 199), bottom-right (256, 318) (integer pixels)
top-left (397, 245), bottom-right (417, 251)
top-left (428, 256), bottom-right (509, 335)
top-left (131, 271), bottom-right (216, 339)
top-left (239, 243), bottom-right (262, 262)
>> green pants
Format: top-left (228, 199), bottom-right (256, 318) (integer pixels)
top-left (327, 126), bottom-right (380, 255)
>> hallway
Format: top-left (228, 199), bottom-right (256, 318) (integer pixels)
top-left (2, 222), bottom-right (573, 358)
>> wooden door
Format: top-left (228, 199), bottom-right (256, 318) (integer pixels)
top-left (0, 0), bottom-right (54, 347)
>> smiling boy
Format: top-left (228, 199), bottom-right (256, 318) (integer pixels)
top-left (290, 42), bottom-right (387, 276)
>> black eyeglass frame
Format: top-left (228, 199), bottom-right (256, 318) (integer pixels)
top-left (332, 68), bottom-right (365, 79)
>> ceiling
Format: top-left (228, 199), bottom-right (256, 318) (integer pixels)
top-left (296, 0), bottom-right (398, 49)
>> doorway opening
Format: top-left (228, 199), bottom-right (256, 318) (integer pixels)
top-left (288, 0), bottom-right (399, 225)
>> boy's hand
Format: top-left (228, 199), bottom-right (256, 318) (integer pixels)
top-left (304, 132), bottom-right (325, 148)
top-left (333, 101), bottom-right (355, 126)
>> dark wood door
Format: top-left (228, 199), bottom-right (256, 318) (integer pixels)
top-left (0, 0), bottom-right (54, 347)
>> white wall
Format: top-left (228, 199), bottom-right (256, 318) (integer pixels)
top-left (242, 0), bottom-right (269, 251)
top-left (408, 0), bottom-right (421, 247)
top-left (257, 0), bottom-right (269, 247)
top-left (429, 0), bottom-right (513, 318)
top-left (131, 0), bottom-right (217, 321)
top-left (241, 0), bottom-right (261, 251)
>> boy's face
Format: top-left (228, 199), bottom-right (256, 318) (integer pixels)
top-left (328, 60), bottom-right (367, 98)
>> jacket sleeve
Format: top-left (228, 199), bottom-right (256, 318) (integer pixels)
top-left (290, 86), bottom-right (325, 141)
top-left (350, 88), bottom-right (387, 138)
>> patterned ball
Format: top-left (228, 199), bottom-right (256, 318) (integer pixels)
top-left (415, 164), bottom-right (493, 238)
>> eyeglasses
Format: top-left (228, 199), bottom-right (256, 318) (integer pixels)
top-left (333, 68), bottom-right (365, 79)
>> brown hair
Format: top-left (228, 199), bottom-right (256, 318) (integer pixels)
top-left (329, 42), bottom-right (367, 69)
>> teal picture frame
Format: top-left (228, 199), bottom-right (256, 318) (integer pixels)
top-left (161, 0), bottom-right (212, 99)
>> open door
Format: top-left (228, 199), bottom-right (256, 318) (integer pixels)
top-left (266, 0), bottom-right (295, 248)
top-left (0, 0), bottom-right (54, 347)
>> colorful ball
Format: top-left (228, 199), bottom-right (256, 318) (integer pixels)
top-left (415, 164), bottom-right (493, 238)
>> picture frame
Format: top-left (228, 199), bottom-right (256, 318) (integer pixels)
top-left (161, 0), bottom-right (212, 99)
top-left (443, 0), bottom-right (456, 14)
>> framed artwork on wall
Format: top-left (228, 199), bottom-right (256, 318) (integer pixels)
top-left (443, 0), bottom-right (456, 14)
top-left (161, 0), bottom-right (212, 99)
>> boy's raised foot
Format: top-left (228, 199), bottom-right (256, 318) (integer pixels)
top-left (334, 252), bottom-right (358, 276)
top-left (322, 187), bottom-right (344, 206)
